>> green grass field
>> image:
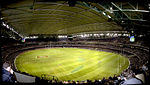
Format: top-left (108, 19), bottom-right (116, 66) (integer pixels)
top-left (15, 48), bottom-right (129, 81)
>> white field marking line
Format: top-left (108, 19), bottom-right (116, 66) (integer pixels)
top-left (100, 54), bottom-right (116, 62)
top-left (57, 56), bottom-right (101, 78)
top-left (75, 66), bottom-right (102, 80)
top-left (86, 55), bottom-right (127, 79)
top-left (76, 63), bottom-right (105, 80)
top-left (15, 56), bottom-right (36, 75)
top-left (56, 54), bottom-right (123, 79)
top-left (65, 53), bottom-right (113, 76)
top-left (14, 55), bottom-right (18, 71)
top-left (66, 52), bottom-right (123, 79)
top-left (15, 57), bottom-right (29, 73)
top-left (97, 52), bottom-right (112, 56)
top-left (60, 64), bottom-right (77, 80)
top-left (48, 60), bottom-right (78, 71)
top-left (14, 50), bottom-right (38, 71)
top-left (54, 64), bottom-right (81, 78)
top-left (48, 54), bottom-right (99, 75)
top-left (61, 52), bottom-right (99, 66)
top-left (19, 63), bottom-right (28, 73)
top-left (54, 60), bottom-right (82, 69)
top-left (75, 56), bottom-right (121, 80)
top-left (69, 65), bottom-right (84, 74)
top-left (60, 65), bottom-right (77, 77)
top-left (54, 57), bottom-right (97, 78)
top-left (51, 67), bottom-right (58, 78)
top-left (57, 64), bottom-right (68, 78)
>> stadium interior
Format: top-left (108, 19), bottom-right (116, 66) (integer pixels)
top-left (1, 0), bottom-right (150, 84)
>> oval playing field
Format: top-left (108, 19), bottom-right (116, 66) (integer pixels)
top-left (15, 48), bottom-right (129, 81)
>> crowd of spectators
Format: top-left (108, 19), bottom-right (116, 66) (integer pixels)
top-left (1, 37), bottom-right (149, 84)
top-left (2, 62), bottom-right (17, 83)
top-left (33, 69), bottom-right (144, 85)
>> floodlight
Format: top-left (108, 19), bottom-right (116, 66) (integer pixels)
top-left (107, 15), bottom-right (111, 18)
top-left (102, 12), bottom-right (106, 15)
top-left (2, 22), bottom-right (6, 26)
top-left (6, 25), bottom-right (9, 28)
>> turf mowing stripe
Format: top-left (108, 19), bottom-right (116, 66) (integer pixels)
top-left (51, 55), bottom-right (99, 76)
top-left (55, 57), bottom-right (99, 80)
top-left (99, 53), bottom-right (116, 61)
top-left (69, 54), bottom-right (122, 80)
top-left (15, 48), bottom-right (129, 81)
top-left (53, 61), bottom-right (83, 79)
top-left (75, 65), bottom-right (103, 80)
top-left (74, 55), bottom-right (122, 80)
top-left (16, 48), bottom-right (111, 68)
top-left (100, 56), bottom-right (122, 74)
top-left (71, 65), bottom-right (84, 74)
top-left (56, 54), bottom-right (116, 80)
top-left (32, 52), bottom-right (113, 78)
top-left (50, 55), bottom-right (94, 70)
top-left (56, 64), bottom-right (69, 79)
top-left (37, 52), bottom-right (101, 76)
top-left (17, 53), bottom-right (115, 79)
top-left (34, 52), bottom-right (118, 79)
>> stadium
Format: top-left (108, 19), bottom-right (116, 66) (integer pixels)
top-left (1, 0), bottom-right (149, 84)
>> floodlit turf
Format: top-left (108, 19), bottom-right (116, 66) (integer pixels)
top-left (15, 48), bottom-right (129, 81)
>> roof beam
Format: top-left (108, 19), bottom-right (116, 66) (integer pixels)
top-left (127, 2), bottom-right (136, 10)
top-left (111, 2), bottom-right (130, 19)
top-left (35, 1), bottom-right (68, 6)
top-left (113, 9), bottom-right (150, 12)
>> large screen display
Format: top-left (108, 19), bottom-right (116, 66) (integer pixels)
top-left (130, 36), bottom-right (135, 42)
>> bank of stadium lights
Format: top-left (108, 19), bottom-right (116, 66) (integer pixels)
top-left (76, 33), bottom-right (128, 38)
top-left (25, 36), bottom-right (38, 39)
top-left (102, 12), bottom-right (106, 16)
top-left (94, 34), bottom-right (99, 37)
top-left (110, 7), bottom-right (113, 13)
top-left (76, 34), bottom-right (90, 38)
top-left (123, 33), bottom-right (129, 36)
top-left (2, 22), bottom-right (23, 38)
top-left (6, 25), bottom-right (10, 28)
top-left (100, 33), bottom-right (104, 36)
top-left (80, 35), bottom-right (84, 38)
top-left (84, 34), bottom-right (90, 37)
top-left (76, 34), bottom-right (82, 38)
top-left (118, 34), bottom-right (122, 36)
top-left (113, 33), bottom-right (118, 37)
top-left (105, 7), bottom-right (113, 13)
top-left (102, 12), bottom-right (112, 19)
top-left (81, 34), bottom-right (102, 37)
top-left (105, 33), bottom-right (127, 37)
top-left (58, 35), bottom-right (67, 38)
top-left (2, 22), bottom-right (6, 26)
top-left (106, 33), bottom-right (110, 36)
top-left (107, 33), bottom-right (115, 37)
top-left (107, 15), bottom-right (111, 18)
top-left (138, 35), bottom-right (144, 37)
